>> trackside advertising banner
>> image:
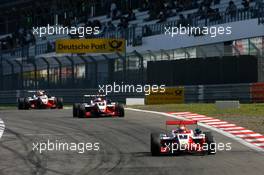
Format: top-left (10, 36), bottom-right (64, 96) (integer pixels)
top-left (250, 82), bottom-right (264, 102)
top-left (56, 39), bottom-right (125, 53)
top-left (145, 87), bottom-right (184, 105)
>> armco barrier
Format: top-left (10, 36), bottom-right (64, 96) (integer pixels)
top-left (202, 83), bottom-right (251, 103)
top-left (251, 82), bottom-right (264, 103)
top-left (0, 89), bottom-right (144, 105)
top-left (0, 83), bottom-right (256, 105)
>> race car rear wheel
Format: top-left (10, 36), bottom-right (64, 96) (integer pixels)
top-left (73, 103), bottom-right (80, 117)
top-left (23, 98), bottom-right (30, 110)
top-left (57, 98), bottom-right (63, 109)
top-left (118, 105), bottom-right (125, 117)
top-left (204, 131), bottom-right (216, 155)
top-left (151, 133), bottom-right (161, 156)
top-left (36, 98), bottom-right (43, 109)
top-left (17, 98), bottom-right (25, 110)
top-left (78, 105), bottom-right (86, 118)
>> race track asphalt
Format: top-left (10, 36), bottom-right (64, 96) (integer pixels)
top-left (0, 109), bottom-right (263, 175)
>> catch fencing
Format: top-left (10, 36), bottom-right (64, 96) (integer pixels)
top-left (0, 82), bottom-right (262, 105)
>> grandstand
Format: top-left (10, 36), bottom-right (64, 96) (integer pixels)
top-left (0, 0), bottom-right (263, 90)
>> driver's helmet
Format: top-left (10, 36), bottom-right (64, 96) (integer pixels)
top-left (94, 97), bottom-right (103, 102)
top-left (178, 125), bottom-right (187, 133)
top-left (195, 128), bottom-right (202, 135)
top-left (37, 90), bottom-right (44, 96)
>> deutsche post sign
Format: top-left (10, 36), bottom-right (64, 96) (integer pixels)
top-left (56, 38), bottom-right (125, 53)
top-left (145, 87), bottom-right (185, 105)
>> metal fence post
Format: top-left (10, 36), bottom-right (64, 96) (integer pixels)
top-left (14, 60), bottom-right (24, 89)
top-left (66, 56), bottom-right (75, 87)
top-left (53, 57), bottom-right (62, 87)
top-left (40, 57), bottom-right (50, 88)
top-left (88, 55), bottom-right (98, 88)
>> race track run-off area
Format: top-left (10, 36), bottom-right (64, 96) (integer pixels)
top-left (0, 108), bottom-right (263, 175)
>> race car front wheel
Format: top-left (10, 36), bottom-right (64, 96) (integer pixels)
top-left (57, 98), bottom-right (63, 109)
top-left (17, 98), bottom-right (25, 110)
top-left (77, 105), bottom-right (86, 118)
top-left (204, 131), bottom-right (216, 155)
top-left (151, 133), bottom-right (161, 156)
top-left (118, 105), bottom-right (125, 117)
top-left (73, 103), bottom-right (80, 117)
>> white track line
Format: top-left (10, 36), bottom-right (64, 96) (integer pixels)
top-left (199, 119), bottom-right (222, 122)
top-left (169, 112), bottom-right (191, 115)
top-left (235, 134), bottom-right (263, 138)
top-left (126, 108), bottom-right (264, 152)
top-left (245, 138), bottom-right (264, 142)
top-left (222, 127), bottom-right (245, 131)
top-left (211, 124), bottom-right (237, 127)
top-left (205, 121), bottom-right (229, 125)
top-left (228, 130), bottom-right (253, 134)
top-left (190, 117), bottom-right (211, 120)
top-left (0, 118), bottom-right (5, 139)
top-left (253, 143), bottom-right (264, 146)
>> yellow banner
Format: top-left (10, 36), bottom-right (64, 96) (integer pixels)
top-left (145, 87), bottom-right (184, 105)
top-left (56, 38), bottom-right (125, 53)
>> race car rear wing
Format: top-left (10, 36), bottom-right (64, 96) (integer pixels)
top-left (83, 94), bottom-right (106, 97)
top-left (165, 120), bottom-right (198, 131)
top-left (27, 90), bottom-right (37, 93)
top-left (166, 120), bottom-right (198, 125)
top-left (82, 94), bottom-right (106, 102)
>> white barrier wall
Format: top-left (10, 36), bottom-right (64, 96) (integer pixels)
top-left (126, 98), bottom-right (145, 105)
top-left (215, 101), bottom-right (240, 109)
top-left (128, 19), bottom-right (264, 53)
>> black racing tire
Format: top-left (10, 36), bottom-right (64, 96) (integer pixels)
top-left (36, 98), bottom-right (43, 109)
top-left (204, 131), bottom-right (216, 155)
top-left (151, 133), bottom-right (161, 156)
top-left (73, 103), bottom-right (80, 117)
top-left (118, 104), bottom-right (125, 117)
top-left (24, 98), bottom-right (30, 110)
top-left (57, 97), bottom-right (63, 109)
top-left (78, 104), bottom-right (86, 118)
top-left (17, 98), bottom-right (25, 110)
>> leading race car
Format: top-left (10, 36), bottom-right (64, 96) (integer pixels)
top-left (73, 95), bottom-right (124, 118)
top-left (17, 90), bottom-right (63, 110)
top-left (151, 120), bottom-right (216, 156)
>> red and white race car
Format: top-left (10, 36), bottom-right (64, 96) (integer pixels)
top-left (151, 120), bottom-right (216, 156)
top-left (73, 95), bottom-right (124, 118)
top-left (17, 90), bottom-right (63, 110)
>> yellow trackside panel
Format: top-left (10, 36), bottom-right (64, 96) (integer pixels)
top-left (145, 87), bottom-right (185, 105)
top-left (56, 38), bottom-right (125, 53)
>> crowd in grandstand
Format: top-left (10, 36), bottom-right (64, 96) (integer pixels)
top-left (0, 0), bottom-right (263, 52)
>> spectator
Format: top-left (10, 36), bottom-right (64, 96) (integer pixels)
top-left (118, 17), bottom-right (129, 30)
top-left (177, 14), bottom-right (188, 27)
top-left (142, 25), bottom-right (152, 36)
top-left (139, 0), bottom-right (150, 11)
top-left (106, 21), bottom-right (116, 32)
top-left (127, 9), bottom-right (136, 21)
top-left (196, 5), bottom-right (206, 19)
top-left (255, 0), bottom-right (264, 8)
top-left (226, 1), bottom-right (237, 18)
top-left (157, 11), bottom-right (167, 23)
top-left (242, 0), bottom-right (250, 11)
top-left (110, 1), bottom-right (118, 19)
top-left (209, 8), bottom-right (222, 22)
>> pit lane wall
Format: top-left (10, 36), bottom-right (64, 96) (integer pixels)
top-left (1, 83), bottom-right (264, 105)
